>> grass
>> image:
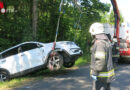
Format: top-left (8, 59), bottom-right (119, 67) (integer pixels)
top-left (75, 53), bottom-right (91, 66)
top-left (0, 53), bottom-right (91, 90)
top-left (0, 77), bottom-right (36, 90)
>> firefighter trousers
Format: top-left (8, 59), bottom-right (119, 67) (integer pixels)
top-left (92, 80), bottom-right (111, 90)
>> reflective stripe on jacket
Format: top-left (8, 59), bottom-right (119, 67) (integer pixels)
top-left (112, 55), bottom-right (120, 58)
top-left (98, 69), bottom-right (115, 78)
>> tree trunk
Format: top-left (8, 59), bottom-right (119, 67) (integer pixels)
top-left (32, 0), bottom-right (38, 40)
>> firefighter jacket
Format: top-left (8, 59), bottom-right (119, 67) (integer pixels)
top-left (90, 34), bottom-right (115, 83)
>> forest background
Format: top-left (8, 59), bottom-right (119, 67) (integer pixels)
top-left (0, 0), bottom-right (124, 52)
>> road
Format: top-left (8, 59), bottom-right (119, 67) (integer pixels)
top-left (14, 64), bottom-right (130, 90)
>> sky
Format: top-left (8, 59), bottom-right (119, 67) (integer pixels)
top-left (100, 0), bottom-right (130, 23)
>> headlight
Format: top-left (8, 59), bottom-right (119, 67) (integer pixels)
top-left (70, 48), bottom-right (80, 53)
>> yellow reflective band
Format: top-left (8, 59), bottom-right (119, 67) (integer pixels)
top-left (95, 52), bottom-right (105, 59)
top-left (90, 70), bottom-right (92, 75)
top-left (112, 55), bottom-right (120, 57)
top-left (98, 69), bottom-right (115, 78)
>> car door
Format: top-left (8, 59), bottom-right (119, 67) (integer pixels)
top-left (0, 47), bottom-right (21, 74)
top-left (17, 45), bottom-right (31, 72)
top-left (19, 43), bottom-right (44, 71)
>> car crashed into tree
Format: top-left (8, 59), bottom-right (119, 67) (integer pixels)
top-left (0, 41), bottom-right (82, 81)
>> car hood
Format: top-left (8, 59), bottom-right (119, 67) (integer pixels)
top-left (55, 41), bottom-right (80, 49)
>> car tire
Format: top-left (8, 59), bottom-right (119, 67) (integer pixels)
top-left (63, 61), bottom-right (75, 68)
top-left (0, 71), bottom-right (10, 82)
top-left (47, 51), bottom-right (63, 71)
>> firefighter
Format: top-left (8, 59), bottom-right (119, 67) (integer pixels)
top-left (89, 22), bottom-right (115, 90)
top-left (112, 37), bottom-right (120, 69)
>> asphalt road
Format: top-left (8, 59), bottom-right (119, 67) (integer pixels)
top-left (14, 64), bottom-right (130, 90)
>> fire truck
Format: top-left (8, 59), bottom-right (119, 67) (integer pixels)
top-left (119, 23), bottom-right (130, 59)
top-left (104, 22), bottom-right (130, 59)
top-left (110, 0), bottom-right (130, 60)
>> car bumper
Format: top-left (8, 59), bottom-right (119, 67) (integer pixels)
top-left (121, 55), bottom-right (130, 58)
top-left (63, 50), bottom-right (83, 63)
top-left (120, 48), bottom-right (130, 59)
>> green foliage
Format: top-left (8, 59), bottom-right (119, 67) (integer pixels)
top-left (0, 38), bottom-right (11, 51)
top-left (75, 52), bottom-right (91, 66)
top-left (109, 10), bottom-right (124, 25)
top-left (100, 11), bottom-right (110, 23)
top-left (101, 10), bottom-right (124, 25)
top-left (0, 77), bottom-right (35, 89)
top-left (109, 11), bottom-right (115, 24)
top-left (0, 0), bottom-right (110, 52)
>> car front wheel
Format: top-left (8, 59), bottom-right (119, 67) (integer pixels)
top-left (47, 51), bottom-right (63, 71)
top-left (0, 71), bottom-right (9, 82)
top-left (63, 61), bottom-right (75, 68)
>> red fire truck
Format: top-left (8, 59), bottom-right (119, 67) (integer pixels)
top-left (119, 23), bottom-right (130, 59)
top-left (111, 0), bottom-right (130, 60)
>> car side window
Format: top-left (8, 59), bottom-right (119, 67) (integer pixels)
top-left (2, 47), bottom-right (18, 59)
top-left (21, 43), bottom-right (38, 52)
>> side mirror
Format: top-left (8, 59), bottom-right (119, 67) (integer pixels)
top-left (18, 47), bottom-right (22, 53)
top-left (37, 43), bottom-right (43, 48)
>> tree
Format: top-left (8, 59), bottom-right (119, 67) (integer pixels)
top-left (32, 0), bottom-right (38, 40)
top-left (0, 0), bottom-right (110, 52)
top-left (109, 10), bottom-right (124, 25)
top-left (69, 0), bottom-right (110, 51)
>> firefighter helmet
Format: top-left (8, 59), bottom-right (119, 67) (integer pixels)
top-left (89, 22), bottom-right (105, 35)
